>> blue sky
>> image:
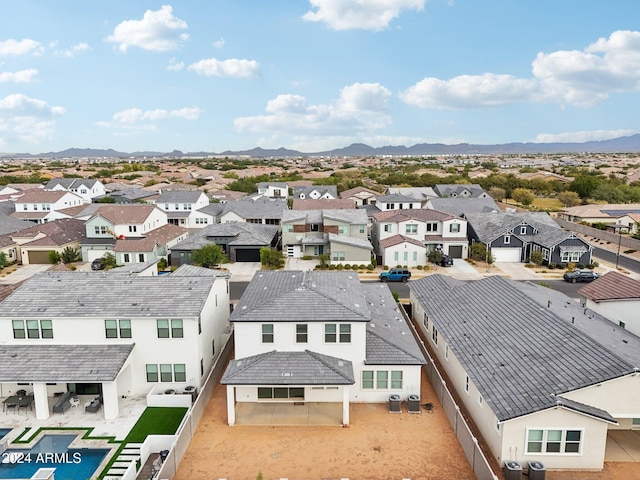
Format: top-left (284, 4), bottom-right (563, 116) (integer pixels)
top-left (1, 0), bottom-right (640, 154)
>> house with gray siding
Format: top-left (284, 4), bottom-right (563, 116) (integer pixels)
top-left (465, 211), bottom-right (592, 265)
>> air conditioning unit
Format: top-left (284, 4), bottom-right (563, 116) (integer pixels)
top-left (388, 394), bottom-right (401, 413)
top-left (504, 461), bottom-right (522, 480)
top-left (407, 394), bottom-right (420, 413)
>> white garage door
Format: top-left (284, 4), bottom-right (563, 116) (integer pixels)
top-left (87, 249), bottom-right (108, 262)
top-left (491, 248), bottom-right (521, 262)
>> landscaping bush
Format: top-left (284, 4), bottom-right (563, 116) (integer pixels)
top-left (383, 265), bottom-right (389, 270)
top-left (302, 255), bottom-right (313, 260)
top-left (344, 264), bottom-right (351, 269)
top-left (416, 265), bottom-right (423, 270)
top-left (366, 264), bottom-right (375, 271)
top-left (328, 264), bottom-right (336, 270)
top-left (336, 264), bottom-right (344, 270)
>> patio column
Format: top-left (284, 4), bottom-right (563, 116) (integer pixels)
top-left (33, 382), bottom-right (49, 420)
top-left (342, 386), bottom-right (350, 426)
top-left (102, 381), bottom-right (119, 420)
top-left (226, 385), bottom-right (236, 426)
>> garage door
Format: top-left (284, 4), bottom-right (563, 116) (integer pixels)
top-left (26, 250), bottom-right (51, 264)
top-left (448, 245), bottom-right (463, 258)
top-left (491, 248), bottom-right (521, 263)
top-left (87, 249), bottom-right (107, 262)
top-left (234, 248), bottom-right (261, 262)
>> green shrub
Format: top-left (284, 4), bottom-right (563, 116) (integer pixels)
top-left (366, 264), bottom-right (375, 271)
top-left (336, 264), bottom-right (344, 270)
top-left (302, 255), bottom-right (313, 260)
top-left (344, 264), bottom-right (351, 269)
top-left (416, 265), bottom-right (423, 270)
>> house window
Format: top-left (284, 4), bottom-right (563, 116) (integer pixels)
top-left (478, 393), bottom-right (484, 407)
top-left (165, 204), bottom-right (169, 210)
top-left (160, 364), bottom-right (173, 382)
top-left (465, 375), bottom-right (470, 394)
top-left (22, 204), bottom-right (27, 211)
top-left (432, 325), bottom-right (438, 345)
top-left (376, 371), bottom-right (388, 389)
top-left (310, 224), bottom-right (320, 232)
top-left (504, 235), bottom-right (511, 244)
top-left (403, 251), bottom-right (408, 262)
top-left (129, 225), bottom-right (137, 233)
top-left (412, 251), bottom-right (417, 262)
top-left (146, 364), bottom-right (158, 382)
top-left (542, 248), bottom-right (549, 260)
top-left (257, 387), bottom-right (304, 399)
top-left (138, 253), bottom-right (145, 262)
top-left (390, 371), bottom-right (403, 389)
top-left (174, 364), bottom-right (186, 382)
top-left (339, 324), bottom-right (351, 343)
top-left (118, 319), bottom-right (131, 338)
top-left (384, 224), bottom-right (392, 232)
top-left (423, 313), bottom-right (428, 329)
top-left (632, 418), bottom-right (640, 426)
top-left (171, 319), bottom-right (183, 337)
top-left (620, 321), bottom-right (626, 329)
top-left (12, 320), bottom-right (25, 339)
top-left (526, 429), bottom-right (582, 454)
top-left (174, 204), bottom-right (179, 210)
top-left (296, 324), bottom-right (308, 343)
top-left (262, 324), bottom-right (274, 343)
top-left (332, 251), bottom-right (345, 261)
top-left (561, 250), bottom-right (582, 263)
top-left (450, 223), bottom-right (460, 233)
top-left (394, 251), bottom-right (399, 262)
top-left (283, 224), bottom-right (293, 233)
top-left (27, 320), bottom-right (40, 338)
top-left (359, 225), bottom-right (365, 234)
top-left (325, 324), bottom-right (337, 343)
top-left (157, 319), bottom-right (169, 338)
top-left (520, 226), bottom-right (527, 234)
top-left (426, 222), bottom-right (437, 232)
top-left (405, 224), bottom-right (417, 234)
top-left (386, 203), bottom-right (395, 210)
top-left (362, 371), bottom-right (374, 389)
top-left (445, 344), bottom-right (449, 360)
top-left (105, 319), bottom-right (118, 338)
top-left (184, 204), bottom-right (191, 210)
top-left (123, 253), bottom-right (130, 263)
top-left (338, 225), bottom-right (350, 235)
top-left (43, 204), bottom-right (50, 211)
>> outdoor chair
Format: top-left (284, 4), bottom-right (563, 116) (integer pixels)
top-left (5, 403), bottom-right (17, 414)
top-left (70, 397), bottom-right (80, 408)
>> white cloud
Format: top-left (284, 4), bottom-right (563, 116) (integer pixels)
top-left (213, 37), bottom-right (225, 49)
top-left (303, 0), bottom-right (425, 31)
top-left (0, 69), bottom-right (38, 83)
top-left (235, 82), bottom-right (391, 138)
top-left (55, 43), bottom-right (91, 58)
top-left (0, 38), bottom-right (44, 56)
top-left (0, 94), bottom-right (65, 145)
top-left (535, 129), bottom-right (637, 143)
top-left (167, 58), bottom-right (184, 71)
top-left (105, 106), bottom-right (203, 127)
top-left (400, 73), bottom-right (539, 109)
top-left (106, 5), bottom-right (189, 52)
top-left (187, 58), bottom-right (260, 78)
top-left (401, 29), bottom-right (640, 110)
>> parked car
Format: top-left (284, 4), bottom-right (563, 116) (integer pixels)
top-left (563, 269), bottom-right (600, 283)
top-left (379, 268), bottom-right (411, 283)
top-left (440, 254), bottom-right (454, 267)
top-left (91, 258), bottom-right (105, 271)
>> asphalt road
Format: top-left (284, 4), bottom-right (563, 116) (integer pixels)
top-left (593, 246), bottom-right (640, 272)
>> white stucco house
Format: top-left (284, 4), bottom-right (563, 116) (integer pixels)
top-left (43, 178), bottom-right (106, 203)
top-left (257, 182), bottom-right (288, 199)
top-left (410, 274), bottom-right (640, 471)
top-left (154, 190), bottom-right (211, 228)
top-left (578, 271), bottom-right (640, 337)
top-left (12, 190), bottom-right (85, 224)
top-left (0, 265), bottom-right (231, 420)
top-left (221, 270), bottom-right (425, 425)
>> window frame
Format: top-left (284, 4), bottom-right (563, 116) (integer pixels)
top-left (296, 324), bottom-right (308, 343)
top-left (146, 364), bottom-right (158, 382)
top-left (262, 323), bottom-right (274, 343)
top-left (12, 320), bottom-right (25, 339)
top-left (325, 323), bottom-right (337, 343)
top-left (526, 428), bottom-right (583, 454)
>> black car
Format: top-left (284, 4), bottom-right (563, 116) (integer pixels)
top-left (440, 254), bottom-right (454, 267)
top-left (563, 269), bottom-right (600, 283)
top-left (91, 258), bottom-right (105, 270)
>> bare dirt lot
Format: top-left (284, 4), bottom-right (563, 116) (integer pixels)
top-left (175, 370), bottom-right (476, 480)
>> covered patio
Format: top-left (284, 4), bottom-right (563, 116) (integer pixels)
top-left (0, 344), bottom-right (134, 421)
top-left (234, 402), bottom-right (343, 426)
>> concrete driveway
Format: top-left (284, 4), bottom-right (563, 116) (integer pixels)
top-left (224, 262), bottom-right (261, 282)
top-left (492, 262), bottom-right (546, 280)
top-left (0, 264), bottom-right (51, 284)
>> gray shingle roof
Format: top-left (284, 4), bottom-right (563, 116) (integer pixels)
top-left (375, 194), bottom-right (420, 203)
top-left (282, 208), bottom-right (368, 225)
top-left (327, 233), bottom-right (373, 250)
top-left (220, 198), bottom-right (288, 220)
top-left (221, 350), bottom-right (355, 385)
top-left (0, 344), bottom-right (133, 382)
top-left (434, 183), bottom-right (487, 197)
top-left (0, 271), bottom-right (216, 317)
top-left (171, 222), bottom-right (279, 250)
top-left (427, 197), bottom-right (499, 216)
top-left (44, 178), bottom-right (100, 190)
top-left (410, 275), bottom-right (637, 422)
top-left (156, 190), bottom-right (205, 203)
top-left (293, 185), bottom-right (338, 198)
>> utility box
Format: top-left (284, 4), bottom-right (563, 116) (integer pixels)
top-left (407, 394), bottom-right (421, 413)
top-left (388, 394), bottom-right (402, 413)
top-left (528, 461), bottom-right (545, 480)
top-left (503, 461), bottom-right (522, 480)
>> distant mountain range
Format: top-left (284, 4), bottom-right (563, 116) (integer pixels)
top-left (3, 134), bottom-right (640, 159)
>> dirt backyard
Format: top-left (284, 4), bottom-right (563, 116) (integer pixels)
top-left (174, 369), bottom-right (476, 480)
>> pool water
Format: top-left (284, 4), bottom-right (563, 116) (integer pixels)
top-left (0, 429), bottom-right (11, 440)
top-left (0, 434), bottom-right (110, 480)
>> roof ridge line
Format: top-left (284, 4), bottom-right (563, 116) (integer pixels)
top-left (305, 350), bottom-right (352, 381)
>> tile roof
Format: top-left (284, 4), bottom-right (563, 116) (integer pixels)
top-left (339, 186), bottom-right (380, 199)
top-left (434, 183), bottom-right (487, 197)
top-left (327, 233), bottom-right (373, 250)
top-left (90, 204), bottom-right (159, 224)
top-left (156, 190), bottom-right (206, 203)
top-left (385, 187), bottom-right (437, 200)
top-left (372, 209), bottom-right (455, 223)
top-left (171, 222), bottom-right (278, 250)
top-left (292, 199), bottom-right (355, 210)
top-left (11, 218), bottom-right (86, 246)
top-left (170, 264), bottom-right (231, 278)
top-left (44, 178), bottom-right (100, 190)
top-left (221, 350), bottom-right (355, 385)
top-left (14, 190), bottom-right (70, 203)
top-left (375, 194), bottom-right (420, 203)
top-left (219, 198), bottom-right (288, 220)
top-left (293, 185), bottom-right (338, 197)
top-left (282, 208), bottom-right (368, 224)
top-left (578, 271), bottom-right (640, 301)
top-left (0, 271), bottom-right (217, 317)
top-left (0, 344), bottom-right (134, 382)
top-left (427, 197), bottom-right (500, 216)
top-left (379, 234), bottom-right (426, 249)
top-left (563, 203), bottom-right (640, 217)
top-left (410, 275), bottom-right (638, 422)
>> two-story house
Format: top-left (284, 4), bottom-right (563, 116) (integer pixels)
top-left (221, 270), bottom-right (425, 425)
top-left (372, 209), bottom-right (468, 266)
top-left (465, 211), bottom-right (593, 264)
top-left (433, 184), bottom-right (489, 198)
top-left (292, 185), bottom-right (337, 200)
top-left (44, 178), bottom-right (106, 203)
top-left (0, 266), bottom-right (231, 420)
top-left (12, 218), bottom-right (86, 264)
top-left (155, 190), bottom-right (210, 228)
top-left (339, 186), bottom-right (379, 207)
top-left (410, 275), bottom-right (640, 471)
top-left (11, 190), bottom-right (84, 224)
top-left (257, 182), bottom-right (288, 199)
top-left (210, 198), bottom-right (288, 225)
top-left (81, 204), bottom-right (170, 263)
top-left (281, 209), bottom-right (373, 264)
top-left (374, 194), bottom-right (422, 212)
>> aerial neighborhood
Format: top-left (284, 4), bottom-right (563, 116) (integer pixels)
top-left (1, 152), bottom-right (640, 480)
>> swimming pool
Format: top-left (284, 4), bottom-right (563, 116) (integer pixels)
top-left (0, 428), bottom-right (11, 440)
top-left (0, 434), bottom-right (110, 480)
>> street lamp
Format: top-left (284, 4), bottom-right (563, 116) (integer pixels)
top-left (615, 230), bottom-right (622, 269)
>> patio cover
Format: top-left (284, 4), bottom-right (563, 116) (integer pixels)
top-left (221, 350), bottom-right (354, 385)
top-left (0, 344), bottom-right (134, 382)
